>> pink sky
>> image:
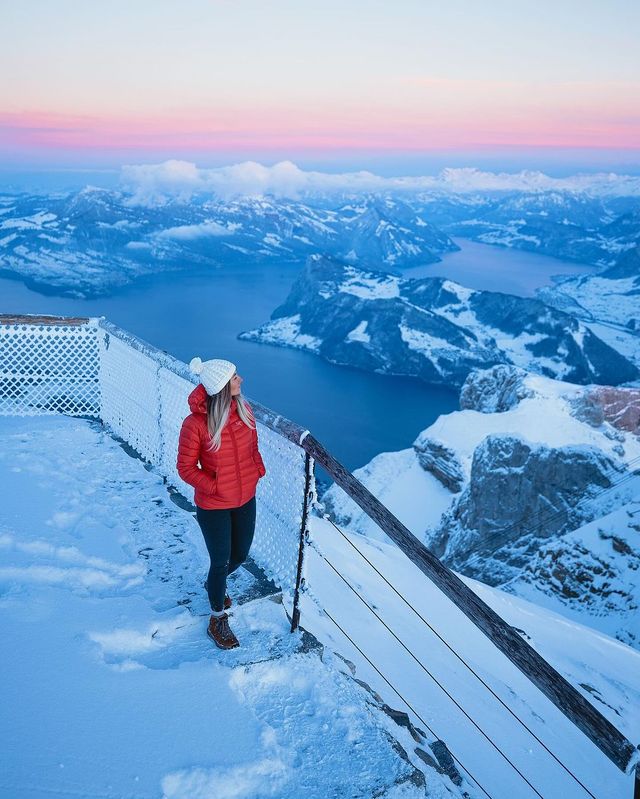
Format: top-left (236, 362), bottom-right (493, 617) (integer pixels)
top-left (2, 1), bottom-right (639, 172)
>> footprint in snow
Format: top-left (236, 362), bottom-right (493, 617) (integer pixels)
top-left (88, 596), bottom-right (302, 671)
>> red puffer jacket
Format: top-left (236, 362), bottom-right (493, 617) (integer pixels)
top-left (176, 383), bottom-right (266, 510)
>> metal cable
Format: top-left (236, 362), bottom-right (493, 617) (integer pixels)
top-left (318, 603), bottom-right (496, 799)
top-left (314, 545), bottom-right (546, 799)
top-left (321, 514), bottom-right (598, 799)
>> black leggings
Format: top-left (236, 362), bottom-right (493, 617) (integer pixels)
top-left (195, 496), bottom-right (256, 612)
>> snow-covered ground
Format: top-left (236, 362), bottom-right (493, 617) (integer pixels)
top-left (541, 275), bottom-right (640, 329)
top-left (584, 320), bottom-right (640, 374)
top-left (2, 412), bottom-right (639, 799)
top-left (0, 415), bottom-right (449, 799)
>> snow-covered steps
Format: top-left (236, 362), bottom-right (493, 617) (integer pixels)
top-left (0, 414), bottom-right (458, 799)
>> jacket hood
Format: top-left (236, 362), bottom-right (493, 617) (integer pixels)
top-left (187, 383), bottom-right (208, 414)
top-left (187, 383), bottom-right (238, 416)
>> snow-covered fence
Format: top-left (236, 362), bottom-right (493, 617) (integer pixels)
top-left (2, 313), bottom-right (638, 796)
top-left (0, 315), bottom-right (101, 417)
top-left (0, 313), bottom-right (313, 621)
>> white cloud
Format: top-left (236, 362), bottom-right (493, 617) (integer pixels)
top-left (155, 220), bottom-right (232, 240)
top-left (120, 159), bottom-right (204, 206)
top-left (119, 160), bottom-right (640, 206)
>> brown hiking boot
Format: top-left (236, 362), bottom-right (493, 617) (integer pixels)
top-left (207, 613), bottom-right (239, 650)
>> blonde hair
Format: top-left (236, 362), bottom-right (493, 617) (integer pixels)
top-left (205, 380), bottom-right (256, 451)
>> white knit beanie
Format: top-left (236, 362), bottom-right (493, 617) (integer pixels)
top-left (189, 357), bottom-right (236, 396)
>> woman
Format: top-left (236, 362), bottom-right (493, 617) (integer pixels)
top-left (176, 356), bottom-right (266, 650)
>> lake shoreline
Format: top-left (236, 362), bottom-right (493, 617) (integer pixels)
top-left (0, 238), bottom-right (597, 471)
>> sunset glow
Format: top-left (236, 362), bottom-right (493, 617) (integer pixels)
top-left (1, 0), bottom-right (639, 172)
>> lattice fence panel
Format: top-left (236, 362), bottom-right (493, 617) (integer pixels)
top-left (157, 365), bottom-right (196, 490)
top-left (2, 317), bottom-right (310, 605)
top-left (250, 424), bottom-right (308, 609)
top-left (0, 321), bottom-right (100, 417)
top-left (98, 331), bottom-right (162, 463)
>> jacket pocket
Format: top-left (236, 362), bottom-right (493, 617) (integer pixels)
top-left (252, 454), bottom-right (266, 478)
top-left (202, 470), bottom-right (217, 495)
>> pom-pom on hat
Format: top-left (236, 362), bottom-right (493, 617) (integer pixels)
top-left (189, 357), bottom-right (236, 396)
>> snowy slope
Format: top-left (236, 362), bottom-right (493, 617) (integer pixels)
top-left (0, 415), bottom-right (455, 799)
top-left (301, 516), bottom-right (640, 799)
top-left (321, 370), bottom-right (640, 648)
top-left (535, 244), bottom-right (640, 350)
top-left (539, 274), bottom-right (640, 330)
top-left (505, 497), bottom-right (640, 647)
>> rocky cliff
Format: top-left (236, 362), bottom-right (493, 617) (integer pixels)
top-left (320, 366), bottom-right (640, 647)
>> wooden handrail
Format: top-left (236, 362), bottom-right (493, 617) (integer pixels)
top-left (0, 313), bottom-right (90, 326)
top-left (298, 432), bottom-right (639, 775)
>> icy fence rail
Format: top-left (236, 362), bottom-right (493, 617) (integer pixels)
top-left (1, 313), bottom-right (639, 796)
top-left (0, 314), bottom-right (312, 622)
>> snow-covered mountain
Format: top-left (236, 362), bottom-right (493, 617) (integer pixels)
top-left (0, 189), bottom-right (457, 297)
top-left (415, 189), bottom-right (640, 267)
top-left (3, 179), bottom-right (640, 300)
top-left (538, 243), bottom-right (640, 330)
top-left (320, 366), bottom-right (640, 648)
top-left (240, 255), bottom-right (639, 387)
top-left (533, 242), bottom-right (640, 377)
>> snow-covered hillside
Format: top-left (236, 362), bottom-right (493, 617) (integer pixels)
top-left (538, 244), bottom-right (640, 333)
top-left (240, 255), bottom-right (639, 387)
top-left (321, 367), bottom-right (640, 648)
top-left (0, 190), bottom-right (457, 297)
top-left (533, 245), bottom-right (640, 374)
top-left (437, 191), bottom-right (638, 266)
top-left (506, 496), bottom-right (640, 648)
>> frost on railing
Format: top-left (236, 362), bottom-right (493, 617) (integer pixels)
top-left (250, 425), bottom-right (308, 604)
top-left (0, 314), bottom-right (307, 617)
top-left (0, 317), bottom-right (100, 417)
top-left (99, 330), bottom-right (163, 463)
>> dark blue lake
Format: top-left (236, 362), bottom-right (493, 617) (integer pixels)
top-left (0, 240), bottom-right (589, 476)
top-left (408, 237), bottom-right (594, 295)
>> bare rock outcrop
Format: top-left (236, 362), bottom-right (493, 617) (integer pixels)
top-left (459, 364), bottom-right (534, 413)
top-left (570, 385), bottom-right (640, 435)
top-left (413, 438), bottom-right (465, 492)
top-left (429, 434), bottom-right (618, 583)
